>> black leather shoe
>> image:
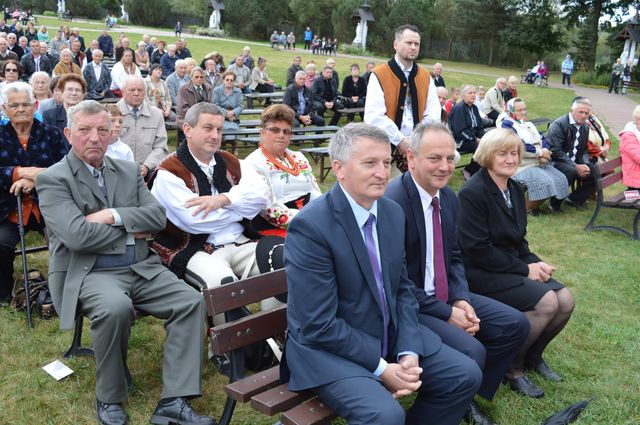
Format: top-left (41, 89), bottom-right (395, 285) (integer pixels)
top-left (549, 201), bottom-right (564, 213)
top-left (526, 359), bottom-right (562, 382)
top-left (464, 400), bottom-right (497, 425)
top-left (504, 375), bottom-right (544, 398)
top-left (564, 198), bottom-right (587, 211)
top-left (151, 397), bottom-right (217, 425)
top-left (96, 399), bottom-right (129, 425)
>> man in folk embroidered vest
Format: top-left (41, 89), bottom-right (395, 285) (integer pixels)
top-left (364, 24), bottom-right (441, 176)
top-left (150, 103), bottom-right (270, 300)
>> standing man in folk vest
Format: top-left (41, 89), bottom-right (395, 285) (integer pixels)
top-left (364, 24), bottom-right (441, 177)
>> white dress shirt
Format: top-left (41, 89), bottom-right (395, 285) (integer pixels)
top-left (412, 176), bottom-right (440, 296)
top-left (93, 61), bottom-right (102, 81)
top-left (364, 55), bottom-right (441, 146)
top-left (151, 150), bottom-right (269, 246)
top-left (105, 138), bottom-right (135, 162)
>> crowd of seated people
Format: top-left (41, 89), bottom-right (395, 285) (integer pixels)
top-left (0, 21), bottom-right (623, 425)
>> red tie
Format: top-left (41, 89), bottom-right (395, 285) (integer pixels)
top-left (432, 197), bottom-right (449, 302)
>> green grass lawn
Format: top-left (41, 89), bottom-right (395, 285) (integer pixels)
top-left (1, 16), bottom-right (639, 425)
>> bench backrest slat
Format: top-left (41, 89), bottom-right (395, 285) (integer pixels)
top-left (599, 171), bottom-right (623, 190)
top-left (597, 156), bottom-right (622, 176)
top-left (210, 305), bottom-right (287, 355)
top-left (203, 269), bottom-right (287, 316)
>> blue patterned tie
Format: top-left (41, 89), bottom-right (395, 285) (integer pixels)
top-left (363, 213), bottom-right (389, 358)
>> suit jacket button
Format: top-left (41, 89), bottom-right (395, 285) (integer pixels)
top-left (84, 266), bottom-right (89, 270)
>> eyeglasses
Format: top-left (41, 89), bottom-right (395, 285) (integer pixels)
top-left (264, 127), bottom-right (293, 136)
top-left (4, 68), bottom-right (18, 73)
top-left (6, 103), bottom-right (34, 109)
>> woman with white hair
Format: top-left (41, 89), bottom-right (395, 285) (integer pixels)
top-left (619, 105), bottom-right (640, 190)
top-left (52, 48), bottom-right (81, 78)
top-left (304, 62), bottom-right (317, 88)
top-left (501, 98), bottom-right (569, 215)
top-left (502, 76), bottom-right (518, 103)
top-left (0, 81), bottom-right (68, 302)
top-left (29, 71), bottom-right (51, 103)
top-left (449, 84), bottom-right (484, 154)
top-left (134, 40), bottom-right (150, 72)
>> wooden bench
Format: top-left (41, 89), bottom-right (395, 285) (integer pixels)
top-left (300, 147), bottom-right (331, 183)
top-left (622, 80), bottom-right (640, 92)
top-left (203, 270), bottom-right (336, 425)
top-left (238, 133), bottom-right (334, 148)
top-left (240, 108), bottom-right (265, 116)
top-left (340, 107), bottom-right (365, 123)
top-left (585, 156), bottom-right (640, 240)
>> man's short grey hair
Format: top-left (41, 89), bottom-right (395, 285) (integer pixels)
top-left (92, 49), bottom-right (103, 56)
top-left (122, 75), bottom-right (144, 90)
top-left (410, 122), bottom-right (455, 153)
top-left (29, 71), bottom-right (50, 86)
top-left (67, 100), bottom-right (108, 131)
top-left (496, 77), bottom-right (507, 85)
top-left (329, 123), bottom-right (389, 162)
top-left (167, 44), bottom-right (176, 51)
top-left (295, 70), bottom-right (306, 79)
top-left (175, 59), bottom-right (186, 68)
top-left (571, 97), bottom-right (592, 110)
top-left (1, 81), bottom-right (35, 105)
top-left (184, 102), bottom-right (224, 127)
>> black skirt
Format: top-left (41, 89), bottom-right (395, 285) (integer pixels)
top-left (487, 277), bottom-right (565, 312)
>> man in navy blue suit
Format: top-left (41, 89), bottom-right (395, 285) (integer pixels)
top-left (283, 123), bottom-right (481, 425)
top-left (386, 122), bottom-right (530, 425)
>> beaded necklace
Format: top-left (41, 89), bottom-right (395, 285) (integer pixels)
top-left (260, 145), bottom-right (301, 176)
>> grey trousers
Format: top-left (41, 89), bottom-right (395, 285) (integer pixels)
top-left (79, 267), bottom-right (205, 403)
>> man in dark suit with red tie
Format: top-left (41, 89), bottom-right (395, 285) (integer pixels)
top-left (283, 123), bottom-right (481, 425)
top-left (386, 122), bottom-right (530, 425)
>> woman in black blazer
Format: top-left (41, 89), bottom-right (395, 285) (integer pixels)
top-left (457, 128), bottom-right (575, 399)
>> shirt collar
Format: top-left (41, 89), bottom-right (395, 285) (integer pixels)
top-left (83, 161), bottom-right (105, 174)
top-left (411, 174), bottom-right (439, 209)
top-left (568, 113), bottom-right (580, 127)
top-left (394, 55), bottom-right (413, 74)
top-left (338, 183), bottom-right (378, 229)
top-left (188, 146), bottom-right (217, 168)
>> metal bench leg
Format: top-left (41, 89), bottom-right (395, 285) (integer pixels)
top-left (63, 313), bottom-right (95, 359)
top-left (633, 210), bottom-right (640, 240)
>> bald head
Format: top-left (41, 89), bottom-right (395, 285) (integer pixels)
top-left (436, 86), bottom-right (449, 107)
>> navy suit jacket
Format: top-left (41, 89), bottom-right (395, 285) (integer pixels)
top-left (83, 62), bottom-right (112, 97)
top-left (386, 173), bottom-right (471, 321)
top-left (283, 184), bottom-right (441, 391)
top-left (42, 105), bottom-right (68, 142)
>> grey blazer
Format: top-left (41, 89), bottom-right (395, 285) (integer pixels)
top-left (36, 151), bottom-right (167, 329)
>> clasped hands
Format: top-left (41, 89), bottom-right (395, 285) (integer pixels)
top-left (381, 355), bottom-right (423, 399)
top-left (528, 261), bottom-right (556, 283)
top-left (448, 300), bottom-right (481, 336)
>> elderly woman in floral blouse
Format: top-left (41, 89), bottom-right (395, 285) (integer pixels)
top-left (245, 104), bottom-right (321, 237)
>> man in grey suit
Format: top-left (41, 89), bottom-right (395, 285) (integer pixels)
top-left (36, 100), bottom-right (215, 425)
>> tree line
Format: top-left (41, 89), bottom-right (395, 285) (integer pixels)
top-left (20, 0), bottom-right (634, 70)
